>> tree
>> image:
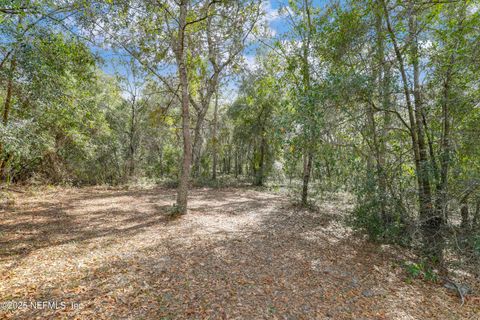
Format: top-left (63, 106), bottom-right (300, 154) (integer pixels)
top-left (0, 4), bottom-right (112, 184)
top-left (73, 0), bottom-right (261, 213)
top-left (230, 53), bottom-right (282, 186)
top-left (188, 1), bottom-right (261, 178)
top-left (272, 0), bottom-right (321, 205)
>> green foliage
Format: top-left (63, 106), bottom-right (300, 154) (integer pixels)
top-left (351, 174), bottom-right (411, 245)
top-left (229, 55), bottom-right (283, 186)
top-left (0, 19), bottom-right (120, 184)
top-left (402, 260), bottom-right (438, 283)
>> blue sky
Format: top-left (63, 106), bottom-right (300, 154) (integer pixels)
top-left (242, 1), bottom-right (328, 79)
top-left (265, 0), bottom-right (328, 34)
top-left (96, 0), bottom-right (329, 98)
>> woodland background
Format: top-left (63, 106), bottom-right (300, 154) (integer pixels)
top-left (1, 0), bottom-right (479, 291)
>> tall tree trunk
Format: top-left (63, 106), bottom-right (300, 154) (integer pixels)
top-left (0, 56), bottom-right (16, 181)
top-left (383, 0), bottom-right (441, 262)
top-left (435, 60), bottom-right (453, 225)
top-left (375, 1), bottom-right (389, 224)
top-left (382, 0), bottom-right (421, 185)
top-left (410, 7), bottom-right (440, 262)
top-left (366, 101), bottom-right (388, 221)
top-left (212, 89), bottom-right (219, 180)
top-left (192, 10), bottom-right (221, 178)
top-left (128, 97), bottom-right (136, 178)
top-left (301, 0), bottom-right (314, 206)
top-left (435, 5), bottom-right (465, 228)
top-left (175, 0), bottom-right (192, 214)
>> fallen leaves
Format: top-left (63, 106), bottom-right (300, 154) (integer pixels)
top-left (0, 186), bottom-right (478, 319)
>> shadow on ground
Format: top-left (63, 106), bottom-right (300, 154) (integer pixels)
top-left (0, 187), bottom-right (477, 319)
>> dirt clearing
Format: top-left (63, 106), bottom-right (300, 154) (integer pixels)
top-left (0, 186), bottom-right (478, 319)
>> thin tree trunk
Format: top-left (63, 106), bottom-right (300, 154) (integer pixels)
top-left (460, 200), bottom-right (470, 232)
top-left (158, 140), bottom-right (164, 176)
top-left (255, 134), bottom-right (266, 186)
top-left (192, 9), bottom-right (221, 178)
top-left (473, 200), bottom-right (479, 230)
top-left (435, 5), bottom-right (464, 227)
top-left (234, 147), bottom-right (238, 178)
top-left (410, 7), bottom-right (440, 262)
top-left (382, 0), bottom-right (421, 182)
top-left (238, 149), bottom-right (243, 175)
top-left (192, 108), bottom-right (206, 177)
top-left (212, 89), bottom-right (219, 180)
top-left (301, 0), bottom-right (314, 206)
top-left (435, 60), bottom-right (453, 224)
top-left (175, 0), bottom-right (192, 214)
top-left (383, 0), bottom-right (441, 262)
top-left (227, 146), bottom-right (231, 174)
top-left (2, 60), bottom-right (15, 125)
top-left (0, 56), bottom-right (16, 180)
top-left (301, 151), bottom-right (313, 205)
top-left (375, 1), bottom-right (389, 224)
top-left (367, 101), bottom-right (388, 221)
top-left (128, 97), bottom-right (136, 178)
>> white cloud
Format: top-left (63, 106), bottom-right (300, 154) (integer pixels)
top-left (262, 1), bottom-right (282, 24)
top-left (243, 54), bottom-right (259, 71)
top-left (260, 1), bottom-right (292, 37)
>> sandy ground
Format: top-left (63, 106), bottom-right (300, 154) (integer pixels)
top-left (0, 186), bottom-right (479, 319)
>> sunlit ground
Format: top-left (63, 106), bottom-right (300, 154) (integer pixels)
top-left (0, 186), bottom-right (478, 319)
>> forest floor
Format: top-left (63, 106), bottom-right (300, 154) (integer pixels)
top-left (0, 186), bottom-right (479, 319)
